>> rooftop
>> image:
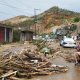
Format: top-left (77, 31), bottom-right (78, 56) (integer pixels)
top-left (0, 23), bottom-right (13, 28)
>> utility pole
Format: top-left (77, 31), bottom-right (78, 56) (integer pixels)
top-left (34, 8), bottom-right (41, 36)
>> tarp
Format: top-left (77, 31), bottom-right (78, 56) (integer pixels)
top-left (42, 47), bottom-right (50, 53)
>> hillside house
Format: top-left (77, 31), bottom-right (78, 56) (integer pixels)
top-left (20, 28), bottom-right (34, 41)
top-left (0, 23), bottom-right (13, 43)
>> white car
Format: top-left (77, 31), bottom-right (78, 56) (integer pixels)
top-left (60, 38), bottom-right (76, 48)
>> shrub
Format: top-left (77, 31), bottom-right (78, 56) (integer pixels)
top-left (70, 24), bottom-right (77, 31)
top-left (13, 30), bottom-right (20, 42)
top-left (74, 17), bottom-right (80, 22)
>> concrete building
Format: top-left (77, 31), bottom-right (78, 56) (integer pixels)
top-left (20, 28), bottom-right (34, 41)
top-left (0, 23), bottom-right (13, 43)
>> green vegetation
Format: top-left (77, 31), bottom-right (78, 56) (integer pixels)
top-left (13, 30), bottom-right (20, 42)
top-left (73, 17), bottom-right (80, 22)
top-left (32, 40), bottom-right (54, 54)
top-left (70, 24), bottom-right (77, 31)
top-left (48, 32), bottom-right (56, 39)
top-left (63, 26), bottom-right (69, 30)
top-left (15, 19), bottom-right (34, 28)
top-left (40, 33), bottom-right (47, 38)
top-left (48, 6), bottom-right (75, 15)
top-left (63, 24), bottom-right (77, 32)
top-left (32, 40), bottom-right (46, 51)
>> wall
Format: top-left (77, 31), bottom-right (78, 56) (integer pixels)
top-left (0, 27), bottom-right (5, 42)
top-left (20, 31), bottom-right (33, 41)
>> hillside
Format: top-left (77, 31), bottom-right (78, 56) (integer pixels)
top-left (1, 15), bottom-right (32, 26)
top-left (1, 6), bottom-right (80, 33)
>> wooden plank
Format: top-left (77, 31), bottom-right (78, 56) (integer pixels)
top-left (0, 71), bottom-right (17, 78)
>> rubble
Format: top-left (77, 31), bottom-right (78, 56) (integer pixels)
top-left (55, 50), bottom-right (76, 62)
top-left (0, 48), bottom-right (68, 79)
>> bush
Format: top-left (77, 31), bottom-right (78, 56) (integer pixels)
top-left (74, 17), bottom-right (80, 22)
top-left (70, 24), bottom-right (77, 31)
top-left (32, 40), bottom-right (46, 50)
top-left (13, 30), bottom-right (20, 42)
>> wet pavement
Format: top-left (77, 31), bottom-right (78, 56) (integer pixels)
top-left (29, 57), bottom-right (80, 80)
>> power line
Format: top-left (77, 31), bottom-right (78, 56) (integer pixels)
top-left (0, 2), bottom-right (23, 13)
top-left (10, 0), bottom-right (34, 16)
top-left (12, 0), bottom-right (33, 10)
top-left (0, 1), bottom-right (33, 15)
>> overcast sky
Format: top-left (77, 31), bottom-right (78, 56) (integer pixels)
top-left (0, 0), bottom-right (80, 20)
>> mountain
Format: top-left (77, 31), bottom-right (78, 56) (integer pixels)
top-left (1, 15), bottom-right (32, 25)
top-left (1, 6), bottom-right (80, 33)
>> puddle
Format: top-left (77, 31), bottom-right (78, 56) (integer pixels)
top-left (29, 57), bottom-right (80, 80)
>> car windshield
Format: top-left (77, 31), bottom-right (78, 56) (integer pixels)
top-left (63, 38), bottom-right (75, 43)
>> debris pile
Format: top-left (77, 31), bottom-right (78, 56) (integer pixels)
top-left (56, 51), bottom-right (76, 62)
top-left (0, 49), bottom-right (68, 80)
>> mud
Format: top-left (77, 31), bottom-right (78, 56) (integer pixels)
top-left (1, 42), bottom-right (80, 80)
top-left (29, 57), bottom-right (80, 80)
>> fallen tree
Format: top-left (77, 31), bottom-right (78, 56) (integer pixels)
top-left (0, 49), bottom-right (68, 79)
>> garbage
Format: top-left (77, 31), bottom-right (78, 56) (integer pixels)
top-left (31, 60), bottom-right (38, 63)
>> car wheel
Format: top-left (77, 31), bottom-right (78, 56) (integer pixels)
top-left (73, 46), bottom-right (76, 49)
top-left (62, 45), bottom-right (66, 48)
